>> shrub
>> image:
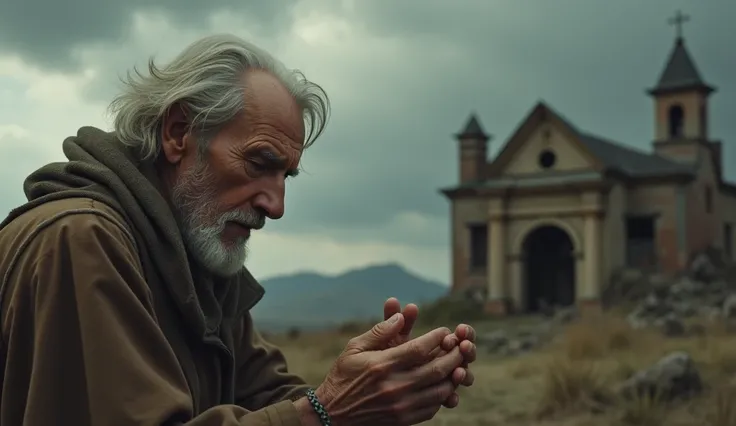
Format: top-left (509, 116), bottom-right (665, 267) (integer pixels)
top-left (536, 357), bottom-right (612, 418)
top-left (416, 296), bottom-right (487, 327)
top-left (618, 389), bottom-right (668, 426)
top-left (561, 316), bottom-right (637, 361)
top-left (287, 327), bottom-right (301, 340)
top-left (708, 383), bottom-right (736, 426)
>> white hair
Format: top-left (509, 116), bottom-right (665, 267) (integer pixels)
top-left (108, 34), bottom-right (330, 161)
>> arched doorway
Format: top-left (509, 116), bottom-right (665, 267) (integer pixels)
top-left (522, 225), bottom-right (576, 312)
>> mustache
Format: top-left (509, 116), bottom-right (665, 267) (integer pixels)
top-left (221, 209), bottom-right (266, 230)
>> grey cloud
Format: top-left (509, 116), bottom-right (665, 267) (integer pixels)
top-left (2, 0), bottom-right (736, 252)
top-left (0, 0), bottom-right (296, 70)
top-left (266, 0), bottom-right (736, 247)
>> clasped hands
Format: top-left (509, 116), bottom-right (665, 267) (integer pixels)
top-left (311, 297), bottom-right (477, 426)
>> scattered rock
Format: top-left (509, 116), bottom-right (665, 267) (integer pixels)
top-left (660, 315), bottom-right (686, 337)
top-left (691, 253), bottom-right (719, 283)
top-left (462, 285), bottom-right (487, 305)
top-left (477, 330), bottom-right (509, 353)
top-left (723, 294), bottom-right (736, 318)
top-left (686, 323), bottom-right (706, 337)
top-left (725, 319), bottom-right (736, 335)
top-left (618, 351), bottom-right (702, 401)
top-left (621, 260), bottom-right (736, 331)
top-left (477, 328), bottom-right (545, 357)
top-left (553, 306), bottom-right (578, 324)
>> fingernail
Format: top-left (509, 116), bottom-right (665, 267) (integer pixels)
top-left (465, 325), bottom-right (471, 335)
top-left (389, 313), bottom-right (400, 323)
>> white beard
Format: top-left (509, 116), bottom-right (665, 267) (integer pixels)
top-left (171, 158), bottom-right (264, 277)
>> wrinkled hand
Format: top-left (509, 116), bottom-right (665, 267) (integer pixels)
top-left (383, 298), bottom-right (477, 408)
top-left (315, 314), bottom-right (466, 425)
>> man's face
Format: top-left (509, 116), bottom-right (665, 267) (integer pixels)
top-left (163, 70), bottom-right (305, 276)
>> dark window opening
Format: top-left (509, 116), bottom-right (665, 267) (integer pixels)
top-left (468, 224), bottom-right (488, 270)
top-left (700, 104), bottom-right (708, 139)
top-left (626, 216), bottom-right (657, 267)
top-left (538, 149), bottom-right (556, 169)
top-left (668, 104), bottom-right (684, 138)
top-left (705, 186), bottom-right (713, 214)
top-left (725, 223), bottom-right (733, 259)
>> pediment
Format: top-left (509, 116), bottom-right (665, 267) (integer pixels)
top-left (488, 102), bottom-right (604, 177)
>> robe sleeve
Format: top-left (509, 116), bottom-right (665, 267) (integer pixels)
top-left (0, 210), bottom-right (303, 426)
top-left (234, 313), bottom-right (313, 410)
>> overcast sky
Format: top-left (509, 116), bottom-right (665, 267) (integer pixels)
top-left (1, 0), bottom-right (734, 284)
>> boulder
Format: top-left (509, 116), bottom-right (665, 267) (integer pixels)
top-left (618, 352), bottom-right (702, 401)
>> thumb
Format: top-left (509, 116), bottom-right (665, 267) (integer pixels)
top-left (353, 313), bottom-right (405, 351)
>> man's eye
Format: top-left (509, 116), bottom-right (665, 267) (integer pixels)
top-left (247, 160), bottom-right (266, 171)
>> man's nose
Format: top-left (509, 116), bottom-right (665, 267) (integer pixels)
top-left (251, 181), bottom-right (285, 220)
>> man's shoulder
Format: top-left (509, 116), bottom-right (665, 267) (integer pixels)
top-left (3, 197), bottom-right (131, 238)
top-left (0, 197), bottom-right (138, 270)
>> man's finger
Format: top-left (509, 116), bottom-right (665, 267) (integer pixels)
top-left (349, 313), bottom-right (405, 351)
top-left (398, 381), bottom-right (455, 425)
top-left (384, 299), bottom-right (419, 347)
top-left (387, 327), bottom-right (452, 365)
top-left (450, 367), bottom-right (465, 386)
top-left (459, 340), bottom-right (477, 364)
top-left (451, 367), bottom-right (474, 387)
top-left (442, 392), bottom-right (460, 408)
top-left (454, 324), bottom-right (476, 342)
top-left (400, 303), bottom-right (419, 339)
top-left (428, 347), bottom-right (446, 359)
top-left (461, 368), bottom-right (474, 387)
top-left (384, 298), bottom-right (401, 320)
top-left (407, 347), bottom-right (463, 389)
top-left (441, 333), bottom-right (460, 352)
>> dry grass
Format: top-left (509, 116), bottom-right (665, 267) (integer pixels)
top-left (268, 313), bottom-right (736, 425)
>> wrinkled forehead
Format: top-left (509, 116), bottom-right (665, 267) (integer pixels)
top-left (242, 70), bottom-right (305, 147)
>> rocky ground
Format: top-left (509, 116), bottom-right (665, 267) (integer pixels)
top-left (271, 249), bottom-right (736, 425)
top-left (469, 249), bottom-right (736, 417)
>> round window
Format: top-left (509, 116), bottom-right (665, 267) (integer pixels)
top-left (539, 150), bottom-right (556, 169)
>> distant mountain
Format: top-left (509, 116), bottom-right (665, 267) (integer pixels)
top-left (250, 263), bottom-right (448, 332)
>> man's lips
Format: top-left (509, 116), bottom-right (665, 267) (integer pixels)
top-left (226, 221), bottom-right (253, 237)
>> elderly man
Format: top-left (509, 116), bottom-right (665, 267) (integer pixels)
top-left (0, 35), bottom-right (476, 426)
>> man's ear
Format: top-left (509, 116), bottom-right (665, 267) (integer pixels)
top-left (160, 103), bottom-right (192, 165)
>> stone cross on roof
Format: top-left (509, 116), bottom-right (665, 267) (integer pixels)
top-left (668, 10), bottom-right (690, 40)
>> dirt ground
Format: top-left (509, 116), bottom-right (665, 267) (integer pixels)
top-left (266, 314), bottom-right (736, 426)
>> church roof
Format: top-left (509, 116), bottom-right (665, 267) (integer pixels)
top-left (456, 114), bottom-right (490, 140)
top-left (578, 132), bottom-right (693, 178)
top-left (648, 37), bottom-right (715, 95)
top-left (488, 102), bottom-right (694, 181)
top-left (543, 103), bottom-right (693, 178)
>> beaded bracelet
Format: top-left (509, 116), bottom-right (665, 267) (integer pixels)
top-left (306, 388), bottom-right (332, 426)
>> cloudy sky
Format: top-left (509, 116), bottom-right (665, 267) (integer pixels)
top-left (0, 0), bottom-right (734, 284)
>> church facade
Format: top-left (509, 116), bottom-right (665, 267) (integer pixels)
top-left (440, 30), bottom-right (736, 315)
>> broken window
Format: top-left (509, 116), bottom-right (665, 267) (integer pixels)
top-left (668, 104), bottom-right (684, 138)
top-left (705, 186), bottom-right (713, 214)
top-left (626, 215), bottom-right (657, 267)
top-left (468, 224), bottom-right (488, 271)
top-left (725, 223), bottom-right (733, 259)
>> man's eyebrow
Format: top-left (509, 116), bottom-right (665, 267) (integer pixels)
top-left (257, 149), bottom-right (299, 177)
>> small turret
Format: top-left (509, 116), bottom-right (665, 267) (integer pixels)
top-left (455, 114), bottom-right (491, 184)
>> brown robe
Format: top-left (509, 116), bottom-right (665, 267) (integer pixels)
top-left (0, 127), bottom-right (310, 425)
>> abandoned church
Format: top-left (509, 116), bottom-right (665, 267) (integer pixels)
top-left (441, 23), bottom-right (735, 316)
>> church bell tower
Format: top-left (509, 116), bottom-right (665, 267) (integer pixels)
top-left (648, 11), bottom-right (716, 162)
